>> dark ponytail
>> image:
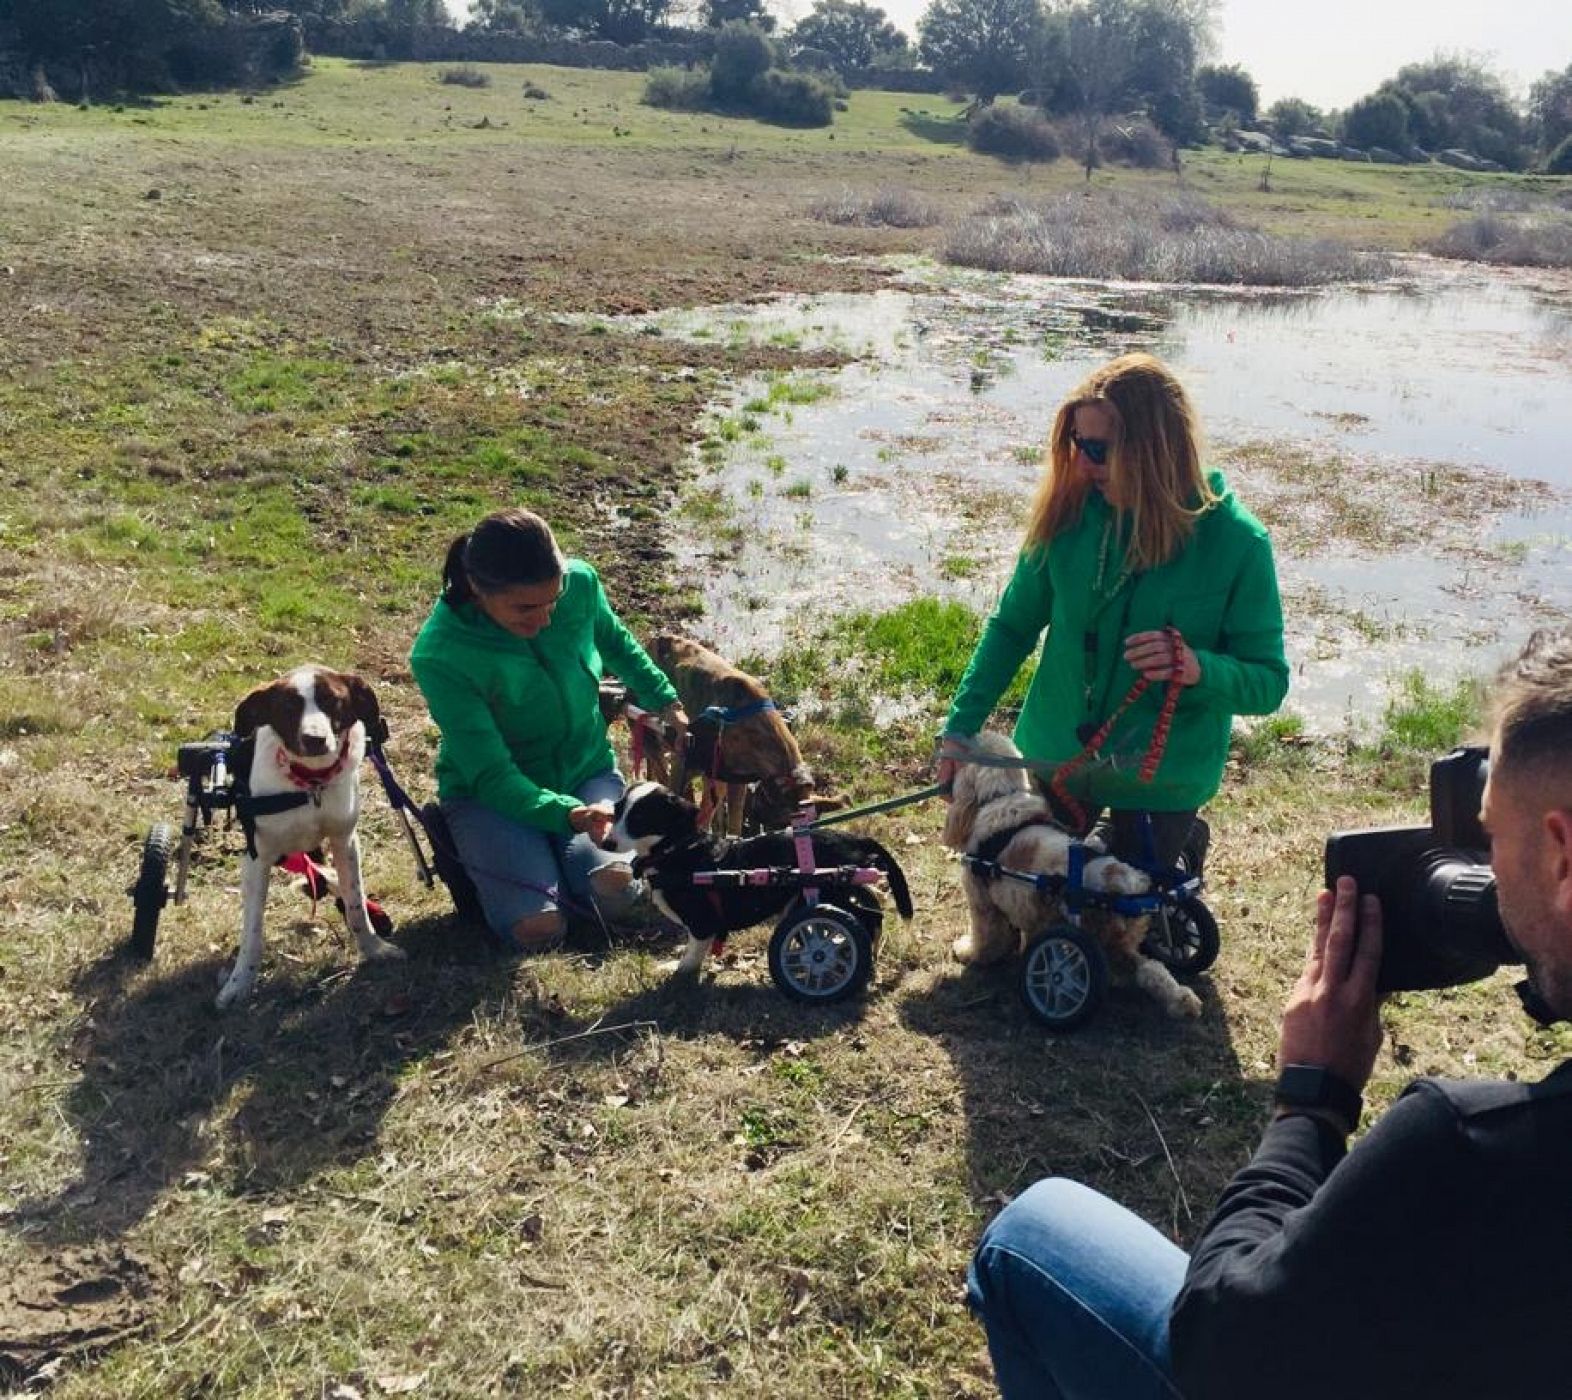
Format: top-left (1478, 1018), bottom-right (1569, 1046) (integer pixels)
top-left (441, 508), bottom-right (566, 606)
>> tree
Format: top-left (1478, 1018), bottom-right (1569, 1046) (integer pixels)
top-left (1197, 61), bottom-right (1256, 125)
top-left (918, 0), bottom-right (1042, 105)
top-left (702, 0), bottom-right (775, 31)
top-left (382, 0), bottom-right (447, 23)
top-left (1529, 63), bottom-right (1572, 158)
top-left (536, 0), bottom-right (673, 41)
top-left (1341, 87), bottom-right (1408, 151)
top-left (1265, 95), bottom-right (1323, 139)
top-left (790, 0), bottom-right (908, 75)
top-left (468, 0), bottom-right (540, 30)
top-left (709, 19), bottom-right (775, 103)
top-left (1039, 0), bottom-right (1210, 158)
top-left (1385, 54), bottom-right (1527, 166)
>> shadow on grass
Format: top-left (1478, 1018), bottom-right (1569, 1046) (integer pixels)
top-left (7, 912), bottom-right (512, 1246)
top-left (899, 956), bottom-right (1265, 1249)
top-left (529, 950), bottom-right (872, 1068)
top-left (899, 110), bottom-right (967, 147)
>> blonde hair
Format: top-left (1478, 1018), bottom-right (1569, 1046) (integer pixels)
top-left (1024, 353), bottom-right (1218, 572)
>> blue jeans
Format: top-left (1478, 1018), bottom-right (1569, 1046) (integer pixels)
top-left (441, 770), bottom-right (635, 941)
top-left (967, 1179), bottom-right (1189, 1400)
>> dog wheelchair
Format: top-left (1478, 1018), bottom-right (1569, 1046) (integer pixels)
top-left (962, 822), bottom-right (1218, 1031)
top-left (643, 823), bottom-right (890, 1004)
top-left (128, 721), bottom-right (444, 959)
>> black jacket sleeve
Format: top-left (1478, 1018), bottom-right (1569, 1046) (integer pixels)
top-left (1169, 1088), bottom-right (1473, 1400)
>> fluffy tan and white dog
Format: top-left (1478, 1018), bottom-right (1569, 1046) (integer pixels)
top-left (940, 732), bottom-right (1201, 1020)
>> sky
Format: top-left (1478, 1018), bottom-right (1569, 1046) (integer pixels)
top-left (442, 0), bottom-right (1572, 113)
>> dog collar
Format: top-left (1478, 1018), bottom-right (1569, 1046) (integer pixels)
top-left (277, 731), bottom-right (354, 790)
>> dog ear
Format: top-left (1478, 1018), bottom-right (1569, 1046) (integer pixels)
top-left (337, 671), bottom-right (383, 737)
top-left (940, 770), bottom-right (979, 851)
top-left (234, 681), bottom-right (284, 739)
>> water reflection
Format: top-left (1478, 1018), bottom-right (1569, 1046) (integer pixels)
top-left (615, 259), bottom-right (1572, 730)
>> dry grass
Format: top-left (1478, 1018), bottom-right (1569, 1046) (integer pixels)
top-left (943, 190), bottom-right (1395, 286)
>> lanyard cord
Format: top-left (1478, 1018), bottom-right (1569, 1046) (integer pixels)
top-left (1053, 626), bottom-right (1184, 833)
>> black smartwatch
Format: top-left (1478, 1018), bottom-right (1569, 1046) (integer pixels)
top-left (1273, 1064), bottom-right (1362, 1134)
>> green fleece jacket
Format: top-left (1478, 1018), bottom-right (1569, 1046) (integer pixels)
top-left (409, 560), bottom-right (677, 836)
top-left (946, 472), bottom-right (1288, 811)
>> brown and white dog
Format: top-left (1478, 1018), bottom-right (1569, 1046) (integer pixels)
top-left (650, 633), bottom-right (829, 834)
top-left (941, 732), bottom-right (1201, 1020)
top-left (216, 666), bottom-right (402, 1009)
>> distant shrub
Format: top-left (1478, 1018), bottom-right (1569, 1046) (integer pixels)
top-left (966, 104), bottom-right (1060, 163)
top-left (749, 68), bottom-right (833, 127)
top-left (711, 22), bottom-right (775, 106)
top-left (942, 190), bottom-right (1394, 286)
top-left (521, 81), bottom-right (551, 101)
top-left (1429, 211), bottom-right (1572, 268)
top-left (439, 66), bottom-right (490, 89)
top-left (643, 65), bottom-right (710, 112)
top-left (1547, 134), bottom-right (1572, 175)
top-left (809, 185), bottom-right (941, 227)
top-left (1439, 187), bottom-right (1548, 212)
top-left (1099, 118), bottom-right (1170, 170)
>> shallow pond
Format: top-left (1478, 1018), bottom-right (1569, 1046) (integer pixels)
top-left (624, 258), bottom-right (1572, 731)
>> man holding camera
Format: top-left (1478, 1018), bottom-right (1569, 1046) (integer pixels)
top-left (967, 626), bottom-right (1572, 1400)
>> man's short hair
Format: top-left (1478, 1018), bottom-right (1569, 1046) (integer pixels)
top-left (1492, 628), bottom-right (1572, 784)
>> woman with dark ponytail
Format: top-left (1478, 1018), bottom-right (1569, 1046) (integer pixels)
top-left (410, 508), bottom-right (688, 952)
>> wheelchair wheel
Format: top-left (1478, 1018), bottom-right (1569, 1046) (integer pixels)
top-left (130, 823), bottom-right (175, 960)
top-left (1020, 924), bottom-right (1108, 1031)
top-left (768, 902), bottom-right (875, 1004)
top-left (1145, 896), bottom-right (1220, 979)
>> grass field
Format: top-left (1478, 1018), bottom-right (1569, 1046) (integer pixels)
top-left (2, 56), bottom-right (1570, 1397)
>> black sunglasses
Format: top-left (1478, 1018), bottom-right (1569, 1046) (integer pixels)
top-left (1069, 430), bottom-right (1111, 467)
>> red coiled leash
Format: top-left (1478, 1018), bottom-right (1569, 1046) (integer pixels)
top-left (1051, 626), bottom-right (1185, 832)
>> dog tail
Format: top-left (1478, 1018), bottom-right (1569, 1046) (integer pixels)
top-left (869, 841), bottom-right (914, 919)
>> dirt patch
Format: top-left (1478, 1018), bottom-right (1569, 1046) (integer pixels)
top-left (0, 1245), bottom-right (162, 1384)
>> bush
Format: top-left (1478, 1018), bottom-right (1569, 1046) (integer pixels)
top-left (966, 104), bottom-right (1060, 163)
top-left (809, 185), bottom-right (941, 227)
top-left (521, 81), bottom-right (551, 101)
top-left (748, 68), bottom-right (833, 127)
top-left (439, 66), bottom-right (490, 88)
top-left (643, 64), bottom-right (710, 112)
top-left (1099, 118), bottom-right (1170, 170)
top-left (711, 21), bottom-right (774, 105)
top-left (1548, 134), bottom-right (1572, 175)
top-left (1429, 211), bottom-right (1572, 268)
top-left (942, 190), bottom-right (1395, 286)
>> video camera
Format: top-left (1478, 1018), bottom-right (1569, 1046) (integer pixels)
top-left (1324, 746), bottom-right (1519, 994)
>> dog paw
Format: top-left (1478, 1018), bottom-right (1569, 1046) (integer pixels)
top-left (952, 934), bottom-right (1012, 966)
top-left (662, 956), bottom-right (704, 980)
top-left (1168, 986), bottom-right (1204, 1019)
top-left (361, 938), bottom-right (406, 963)
top-left (214, 966), bottom-right (254, 1010)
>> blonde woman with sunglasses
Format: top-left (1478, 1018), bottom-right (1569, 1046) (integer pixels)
top-left (938, 352), bottom-right (1288, 891)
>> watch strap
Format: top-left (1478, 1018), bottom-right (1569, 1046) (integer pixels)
top-left (1273, 1063), bottom-right (1363, 1133)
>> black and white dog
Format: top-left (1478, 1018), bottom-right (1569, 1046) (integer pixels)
top-left (604, 781), bottom-right (913, 976)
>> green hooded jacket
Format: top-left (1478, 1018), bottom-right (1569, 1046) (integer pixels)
top-left (945, 471), bottom-right (1288, 811)
top-left (409, 560), bottom-right (677, 835)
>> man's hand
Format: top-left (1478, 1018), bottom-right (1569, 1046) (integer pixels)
top-left (1277, 876), bottom-right (1385, 1093)
top-left (570, 802), bottom-right (614, 843)
top-left (1124, 629), bottom-right (1201, 685)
